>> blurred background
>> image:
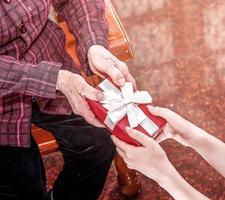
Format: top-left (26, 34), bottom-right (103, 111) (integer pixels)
top-left (44, 0), bottom-right (225, 199)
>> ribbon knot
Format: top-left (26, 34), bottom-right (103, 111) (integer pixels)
top-left (123, 98), bottom-right (133, 105)
top-left (99, 79), bottom-right (153, 130)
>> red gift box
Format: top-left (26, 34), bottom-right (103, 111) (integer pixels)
top-left (87, 79), bottom-right (166, 146)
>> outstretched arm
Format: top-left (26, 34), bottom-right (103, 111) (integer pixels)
top-left (148, 106), bottom-right (225, 178)
top-left (190, 130), bottom-right (225, 178)
top-left (111, 128), bottom-right (209, 200)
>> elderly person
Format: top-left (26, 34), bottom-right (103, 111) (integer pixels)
top-left (0, 0), bottom-right (136, 199)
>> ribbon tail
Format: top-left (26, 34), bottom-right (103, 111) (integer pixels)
top-left (127, 104), bottom-right (159, 137)
top-left (104, 106), bottom-right (127, 130)
top-left (140, 118), bottom-right (159, 137)
top-left (127, 104), bottom-right (146, 128)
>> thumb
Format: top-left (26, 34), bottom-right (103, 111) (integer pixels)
top-left (75, 77), bottom-right (104, 101)
top-left (155, 132), bottom-right (168, 143)
top-left (147, 105), bottom-right (168, 118)
top-left (126, 127), bottom-right (154, 147)
top-left (104, 58), bottom-right (125, 87)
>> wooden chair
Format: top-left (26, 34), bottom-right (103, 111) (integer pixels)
top-left (32, 0), bottom-right (140, 197)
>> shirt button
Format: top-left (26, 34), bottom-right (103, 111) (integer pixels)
top-left (18, 23), bottom-right (27, 34)
top-left (3, 0), bottom-right (11, 3)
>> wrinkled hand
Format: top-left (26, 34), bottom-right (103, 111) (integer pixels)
top-left (56, 70), bottom-right (104, 127)
top-left (148, 105), bottom-right (196, 146)
top-left (111, 127), bottom-right (172, 182)
top-left (87, 45), bottom-right (136, 89)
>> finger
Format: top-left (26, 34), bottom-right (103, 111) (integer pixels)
top-left (82, 108), bottom-right (105, 127)
top-left (127, 164), bottom-right (134, 170)
top-left (116, 147), bottom-right (126, 159)
top-left (69, 92), bottom-right (102, 127)
top-left (104, 58), bottom-right (125, 86)
top-left (125, 73), bottom-right (137, 90)
top-left (111, 135), bottom-right (132, 152)
top-left (147, 105), bottom-right (171, 119)
top-left (65, 89), bottom-right (104, 127)
top-left (84, 115), bottom-right (105, 128)
top-left (76, 95), bottom-right (105, 127)
top-left (155, 132), bottom-right (168, 143)
top-left (126, 127), bottom-right (154, 147)
top-left (89, 64), bottom-right (106, 79)
top-left (74, 76), bottom-right (104, 101)
top-left (115, 61), bottom-right (137, 90)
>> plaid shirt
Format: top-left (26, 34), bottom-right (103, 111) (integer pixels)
top-left (0, 0), bottom-right (109, 147)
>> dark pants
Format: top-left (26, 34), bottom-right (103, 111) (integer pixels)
top-left (0, 103), bottom-right (115, 200)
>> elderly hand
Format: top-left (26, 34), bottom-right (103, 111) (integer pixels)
top-left (111, 127), bottom-right (172, 182)
top-left (87, 45), bottom-right (136, 88)
top-left (56, 70), bottom-right (104, 127)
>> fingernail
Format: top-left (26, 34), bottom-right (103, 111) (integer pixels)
top-left (126, 126), bottom-right (132, 133)
top-left (111, 135), bottom-right (116, 141)
top-left (118, 78), bottom-right (125, 86)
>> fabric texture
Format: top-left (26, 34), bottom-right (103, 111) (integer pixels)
top-left (0, 0), bottom-right (109, 147)
top-left (0, 102), bottom-right (115, 200)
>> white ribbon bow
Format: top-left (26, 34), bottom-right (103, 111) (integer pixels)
top-left (99, 79), bottom-right (153, 130)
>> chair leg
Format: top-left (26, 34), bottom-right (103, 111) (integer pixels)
top-left (115, 154), bottom-right (141, 197)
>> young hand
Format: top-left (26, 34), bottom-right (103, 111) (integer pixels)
top-left (111, 127), bottom-right (209, 200)
top-left (148, 105), bottom-right (199, 147)
top-left (111, 127), bottom-right (172, 182)
top-left (87, 45), bottom-right (136, 89)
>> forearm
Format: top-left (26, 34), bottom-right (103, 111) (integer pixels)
top-left (156, 163), bottom-right (209, 200)
top-left (188, 126), bottom-right (225, 177)
top-left (0, 55), bottom-right (61, 98)
top-left (52, 0), bottom-right (109, 75)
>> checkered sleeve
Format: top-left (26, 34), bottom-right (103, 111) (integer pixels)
top-left (0, 55), bottom-right (61, 98)
top-left (52, 0), bottom-right (109, 75)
